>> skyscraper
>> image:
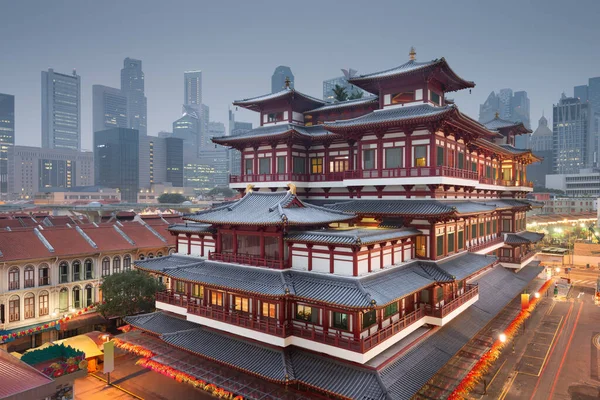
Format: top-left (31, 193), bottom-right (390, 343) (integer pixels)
top-left (574, 85), bottom-right (589, 103)
top-left (271, 66), bottom-right (294, 93)
top-left (94, 128), bottom-right (139, 202)
top-left (165, 137), bottom-right (184, 187)
top-left (92, 85), bottom-right (128, 133)
top-left (527, 114), bottom-right (554, 187)
top-left (479, 89), bottom-right (531, 147)
top-left (553, 95), bottom-right (591, 174)
top-left (184, 71), bottom-right (202, 106)
top-left (172, 105), bottom-right (200, 153)
top-left (574, 77), bottom-right (600, 167)
top-left (41, 69), bottom-right (81, 150)
top-left (0, 93), bottom-right (15, 197)
top-left (121, 58), bottom-right (147, 136)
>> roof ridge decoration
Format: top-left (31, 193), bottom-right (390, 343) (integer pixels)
top-left (75, 226), bottom-right (98, 249)
top-left (113, 225), bottom-right (135, 245)
top-left (33, 227), bottom-right (54, 253)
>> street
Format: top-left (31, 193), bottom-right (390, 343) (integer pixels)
top-left (479, 274), bottom-right (600, 400)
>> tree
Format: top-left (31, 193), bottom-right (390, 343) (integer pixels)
top-left (348, 90), bottom-right (364, 100)
top-left (332, 84), bottom-right (348, 102)
top-left (157, 193), bottom-right (187, 203)
top-left (97, 270), bottom-right (165, 318)
top-left (207, 187), bottom-right (235, 197)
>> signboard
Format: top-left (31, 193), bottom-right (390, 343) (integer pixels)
top-left (103, 340), bottom-right (115, 374)
top-left (521, 293), bottom-right (530, 310)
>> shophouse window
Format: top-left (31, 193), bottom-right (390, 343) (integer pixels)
top-left (123, 255), bottom-right (131, 272)
top-left (73, 287), bottom-right (81, 309)
top-left (296, 304), bottom-right (318, 323)
top-left (72, 260), bottom-right (81, 281)
top-left (384, 302), bottom-right (398, 318)
top-left (311, 157), bottom-right (323, 174)
top-left (362, 310), bottom-right (377, 329)
top-left (385, 147), bottom-right (402, 169)
top-left (363, 149), bottom-right (375, 169)
top-left (262, 302), bottom-right (277, 318)
top-left (102, 257), bottom-right (110, 277)
top-left (59, 262), bottom-right (69, 283)
top-left (24, 266), bottom-right (34, 288)
top-left (85, 259), bottom-right (93, 279)
top-left (85, 285), bottom-right (94, 306)
top-left (39, 265), bottom-right (50, 286)
top-left (333, 312), bottom-right (349, 330)
top-left (259, 158), bottom-right (271, 174)
top-left (414, 146), bottom-right (427, 167)
top-left (9, 295), bottom-right (20, 322)
top-left (24, 293), bottom-right (35, 319)
top-left (39, 291), bottom-right (49, 316)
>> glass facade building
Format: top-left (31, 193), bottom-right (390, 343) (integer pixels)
top-left (553, 96), bottom-right (591, 174)
top-left (92, 85), bottom-right (128, 133)
top-left (121, 58), bottom-right (147, 136)
top-left (184, 71), bottom-right (202, 106)
top-left (166, 137), bottom-right (184, 187)
top-left (0, 93), bottom-right (15, 197)
top-left (271, 66), bottom-right (294, 93)
top-left (41, 69), bottom-right (81, 150)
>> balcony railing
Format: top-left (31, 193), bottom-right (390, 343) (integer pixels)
top-left (155, 291), bottom-right (192, 308)
top-left (209, 252), bottom-right (283, 269)
top-left (467, 236), bottom-right (503, 252)
top-left (499, 250), bottom-right (537, 265)
top-left (187, 304), bottom-right (288, 337)
top-left (426, 284), bottom-right (479, 318)
top-left (479, 177), bottom-right (534, 188)
top-left (8, 281), bottom-right (19, 290)
top-left (346, 166), bottom-right (479, 180)
top-left (39, 277), bottom-right (50, 286)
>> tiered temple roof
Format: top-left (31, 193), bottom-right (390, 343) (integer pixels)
top-left (233, 87), bottom-right (326, 112)
top-left (285, 227), bottom-right (421, 246)
top-left (212, 123), bottom-right (337, 146)
top-left (504, 231), bottom-right (545, 245)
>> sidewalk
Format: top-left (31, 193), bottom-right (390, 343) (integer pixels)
top-left (76, 375), bottom-right (136, 400)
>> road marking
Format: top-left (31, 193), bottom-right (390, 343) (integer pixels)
top-left (487, 359), bottom-right (507, 387)
top-left (498, 372), bottom-right (518, 400)
top-left (89, 373), bottom-right (144, 400)
top-left (548, 302), bottom-right (583, 399)
top-left (578, 292), bottom-right (585, 299)
top-left (593, 334), bottom-right (600, 351)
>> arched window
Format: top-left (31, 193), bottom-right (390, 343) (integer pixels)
top-left (148, 253), bottom-right (154, 259)
top-left (84, 259), bottom-right (93, 279)
top-left (72, 260), bottom-right (81, 281)
top-left (113, 256), bottom-right (121, 274)
top-left (138, 254), bottom-right (145, 261)
top-left (39, 291), bottom-right (49, 316)
top-left (85, 284), bottom-right (94, 307)
top-left (72, 286), bottom-right (81, 309)
top-left (8, 267), bottom-right (19, 290)
top-left (102, 257), bottom-right (110, 277)
top-left (59, 262), bottom-right (69, 283)
top-left (24, 293), bottom-right (35, 319)
top-left (39, 264), bottom-right (50, 286)
top-left (9, 295), bottom-right (20, 322)
top-left (24, 265), bottom-right (35, 288)
top-left (123, 255), bottom-right (132, 271)
top-left (59, 288), bottom-right (68, 312)
top-left (157, 252), bottom-right (163, 258)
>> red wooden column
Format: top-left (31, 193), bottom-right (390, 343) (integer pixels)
top-left (200, 235), bottom-right (205, 257)
top-left (323, 307), bottom-right (329, 335)
top-left (353, 311), bottom-right (361, 340)
top-left (253, 146), bottom-right (259, 176)
top-left (259, 232), bottom-right (265, 259)
top-left (252, 297), bottom-right (258, 321)
top-left (232, 229), bottom-right (238, 255)
top-left (240, 150), bottom-right (245, 177)
top-left (380, 243), bottom-right (385, 270)
top-left (405, 129), bottom-right (414, 169)
top-left (376, 131), bottom-right (384, 175)
top-left (352, 247), bottom-right (358, 276)
top-left (186, 233), bottom-right (191, 255)
top-left (430, 230), bottom-right (436, 260)
top-left (175, 234), bottom-right (179, 253)
top-left (271, 144), bottom-right (277, 175)
top-left (286, 145), bottom-right (292, 175)
top-left (287, 243), bottom-right (293, 268)
top-left (367, 245), bottom-right (373, 273)
top-left (323, 144), bottom-right (330, 176)
top-left (216, 231), bottom-right (222, 253)
top-left (307, 244), bottom-right (313, 271)
top-left (279, 235), bottom-right (284, 269)
top-left (328, 246), bottom-right (335, 273)
top-left (390, 241), bottom-right (397, 264)
top-left (348, 141), bottom-right (355, 171)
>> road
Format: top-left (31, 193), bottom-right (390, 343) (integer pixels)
top-left (482, 273), bottom-right (600, 400)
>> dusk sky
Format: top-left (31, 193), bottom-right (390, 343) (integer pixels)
top-left (1, 0), bottom-right (599, 150)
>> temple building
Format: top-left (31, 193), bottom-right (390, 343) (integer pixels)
top-left (121, 49), bottom-right (546, 399)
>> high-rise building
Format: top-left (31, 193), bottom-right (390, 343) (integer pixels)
top-left (138, 135), bottom-right (184, 190)
top-left (7, 146), bottom-right (94, 200)
top-left (552, 95), bottom-right (591, 174)
top-left (121, 58), bottom-right (147, 136)
top-left (574, 85), bottom-right (589, 103)
top-left (41, 69), bottom-right (81, 150)
top-left (479, 89), bottom-right (531, 147)
top-left (271, 66), bottom-right (294, 93)
top-left (574, 77), bottom-right (600, 167)
top-left (166, 137), bottom-right (184, 187)
top-left (0, 93), bottom-right (15, 197)
top-left (172, 105), bottom-right (200, 153)
top-left (92, 85), bottom-right (128, 133)
top-left (94, 128), bottom-right (139, 202)
top-left (527, 115), bottom-right (554, 187)
top-left (184, 71), bottom-right (202, 106)
top-left (323, 69), bottom-right (368, 102)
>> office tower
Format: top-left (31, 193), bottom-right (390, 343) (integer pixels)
top-left (323, 69), bottom-right (368, 102)
top-left (173, 105), bottom-right (200, 153)
top-left (271, 66), bottom-right (294, 93)
top-left (184, 71), bottom-right (202, 106)
top-left (166, 137), bottom-right (184, 187)
top-left (479, 89), bottom-right (531, 139)
top-left (574, 85), bottom-right (589, 103)
top-left (552, 95), bottom-right (591, 174)
top-left (527, 115), bottom-right (554, 187)
top-left (121, 58), bottom-right (147, 136)
top-left (94, 128), bottom-right (139, 202)
top-left (207, 121), bottom-right (226, 142)
top-left (7, 146), bottom-right (93, 200)
top-left (41, 69), bottom-right (81, 150)
top-left (0, 93), bottom-right (15, 197)
top-left (92, 85), bottom-right (128, 133)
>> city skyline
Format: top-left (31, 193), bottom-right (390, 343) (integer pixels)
top-left (1, 0), bottom-right (599, 151)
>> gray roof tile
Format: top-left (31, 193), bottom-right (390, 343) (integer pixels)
top-left (482, 117), bottom-right (531, 133)
top-left (167, 223), bottom-right (214, 234)
top-left (305, 96), bottom-right (379, 113)
top-left (285, 227), bottom-right (421, 246)
top-left (124, 312), bottom-right (199, 335)
top-left (315, 199), bottom-right (455, 217)
top-left (213, 123), bottom-right (334, 143)
top-left (233, 88), bottom-right (326, 108)
top-left (424, 252), bottom-right (498, 281)
top-left (134, 254), bottom-right (203, 272)
top-left (505, 231), bottom-right (544, 245)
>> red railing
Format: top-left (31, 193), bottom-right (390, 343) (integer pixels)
top-left (499, 250), bottom-right (537, 264)
top-left (361, 308), bottom-right (424, 351)
top-left (155, 291), bottom-right (192, 308)
top-left (187, 304), bottom-right (288, 337)
top-left (467, 236), bottom-right (503, 252)
top-left (230, 173), bottom-right (311, 183)
top-left (209, 252), bottom-right (283, 269)
top-left (479, 177), bottom-right (534, 188)
top-left (427, 284), bottom-right (479, 318)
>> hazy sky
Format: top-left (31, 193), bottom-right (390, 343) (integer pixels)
top-left (1, 0), bottom-right (599, 150)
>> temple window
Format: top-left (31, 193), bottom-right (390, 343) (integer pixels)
top-left (264, 236), bottom-right (280, 259)
top-left (259, 158), bottom-right (271, 174)
top-left (221, 232), bottom-right (233, 252)
top-left (277, 156), bottom-right (286, 173)
top-left (436, 146), bottom-right (444, 166)
top-left (175, 280), bottom-right (185, 293)
top-left (436, 235), bottom-right (444, 257)
top-left (471, 161), bottom-right (477, 172)
top-left (502, 219), bottom-right (511, 232)
top-left (486, 166), bottom-right (492, 178)
top-left (486, 221), bottom-right (491, 235)
top-left (458, 152), bottom-right (464, 169)
top-left (502, 167), bottom-right (512, 181)
top-left (458, 230), bottom-right (464, 250)
top-left (311, 157), bottom-right (323, 174)
top-left (267, 112), bottom-right (284, 123)
top-left (262, 302), bottom-right (276, 318)
top-left (211, 291), bottom-right (224, 307)
top-left (193, 284), bottom-right (204, 298)
top-left (448, 232), bottom-right (455, 253)
top-left (414, 145), bottom-right (427, 167)
top-left (385, 147), bottom-right (403, 169)
top-left (430, 91), bottom-right (441, 105)
top-left (363, 149), bottom-right (375, 170)
top-left (479, 222), bottom-right (485, 236)
top-left (471, 223), bottom-right (478, 239)
top-left (296, 304), bottom-right (318, 323)
top-left (244, 159), bottom-right (253, 174)
top-left (362, 310), bottom-right (377, 329)
top-left (435, 287), bottom-right (444, 304)
top-left (238, 234), bottom-right (260, 256)
top-left (493, 220), bottom-right (497, 234)
top-left (292, 157), bottom-right (305, 174)
top-left (330, 157), bottom-right (348, 173)
top-left (416, 236), bottom-right (427, 257)
top-left (333, 312), bottom-right (349, 330)
top-left (391, 91), bottom-right (415, 104)
top-left (383, 302), bottom-right (398, 318)
top-left (234, 296), bottom-right (250, 313)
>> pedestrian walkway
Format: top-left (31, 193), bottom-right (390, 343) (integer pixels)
top-left (76, 375), bottom-right (136, 400)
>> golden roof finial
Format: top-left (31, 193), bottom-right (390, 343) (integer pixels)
top-left (287, 182), bottom-right (297, 195)
top-left (495, 111), bottom-right (500, 119)
top-left (245, 184), bottom-right (254, 194)
top-left (409, 46), bottom-right (416, 61)
top-left (284, 76), bottom-right (291, 89)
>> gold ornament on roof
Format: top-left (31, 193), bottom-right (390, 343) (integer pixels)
top-left (287, 183), bottom-right (297, 195)
top-left (409, 47), bottom-right (416, 61)
top-left (245, 184), bottom-right (254, 194)
top-left (285, 76), bottom-right (291, 88)
top-left (495, 112), bottom-right (500, 119)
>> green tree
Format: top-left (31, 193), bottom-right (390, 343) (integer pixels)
top-left (157, 193), bottom-right (187, 203)
top-left (332, 84), bottom-right (348, 102)
top-left (97, 270), bottom-right (165, 318)
top-left (348, 90), bottom-right (364, 100)
top-left (207, 187), bottom-right (235, 197)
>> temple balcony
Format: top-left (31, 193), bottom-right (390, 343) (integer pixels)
top-left (499, 250), bottom-right (538, 269)
top-left (477, 176), bottom-right (534, 191)
top-left (208, 251), bottom-right (284, 269)
top-left (424, 284), bottom-right (479, 320)
top-left (466, 235), bottom-right (504, 254)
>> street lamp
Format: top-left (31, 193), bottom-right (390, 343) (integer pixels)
top-left (499, 333), bottom-right (507, 343)
top-left (534, 292), bottom-right (540, 299)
